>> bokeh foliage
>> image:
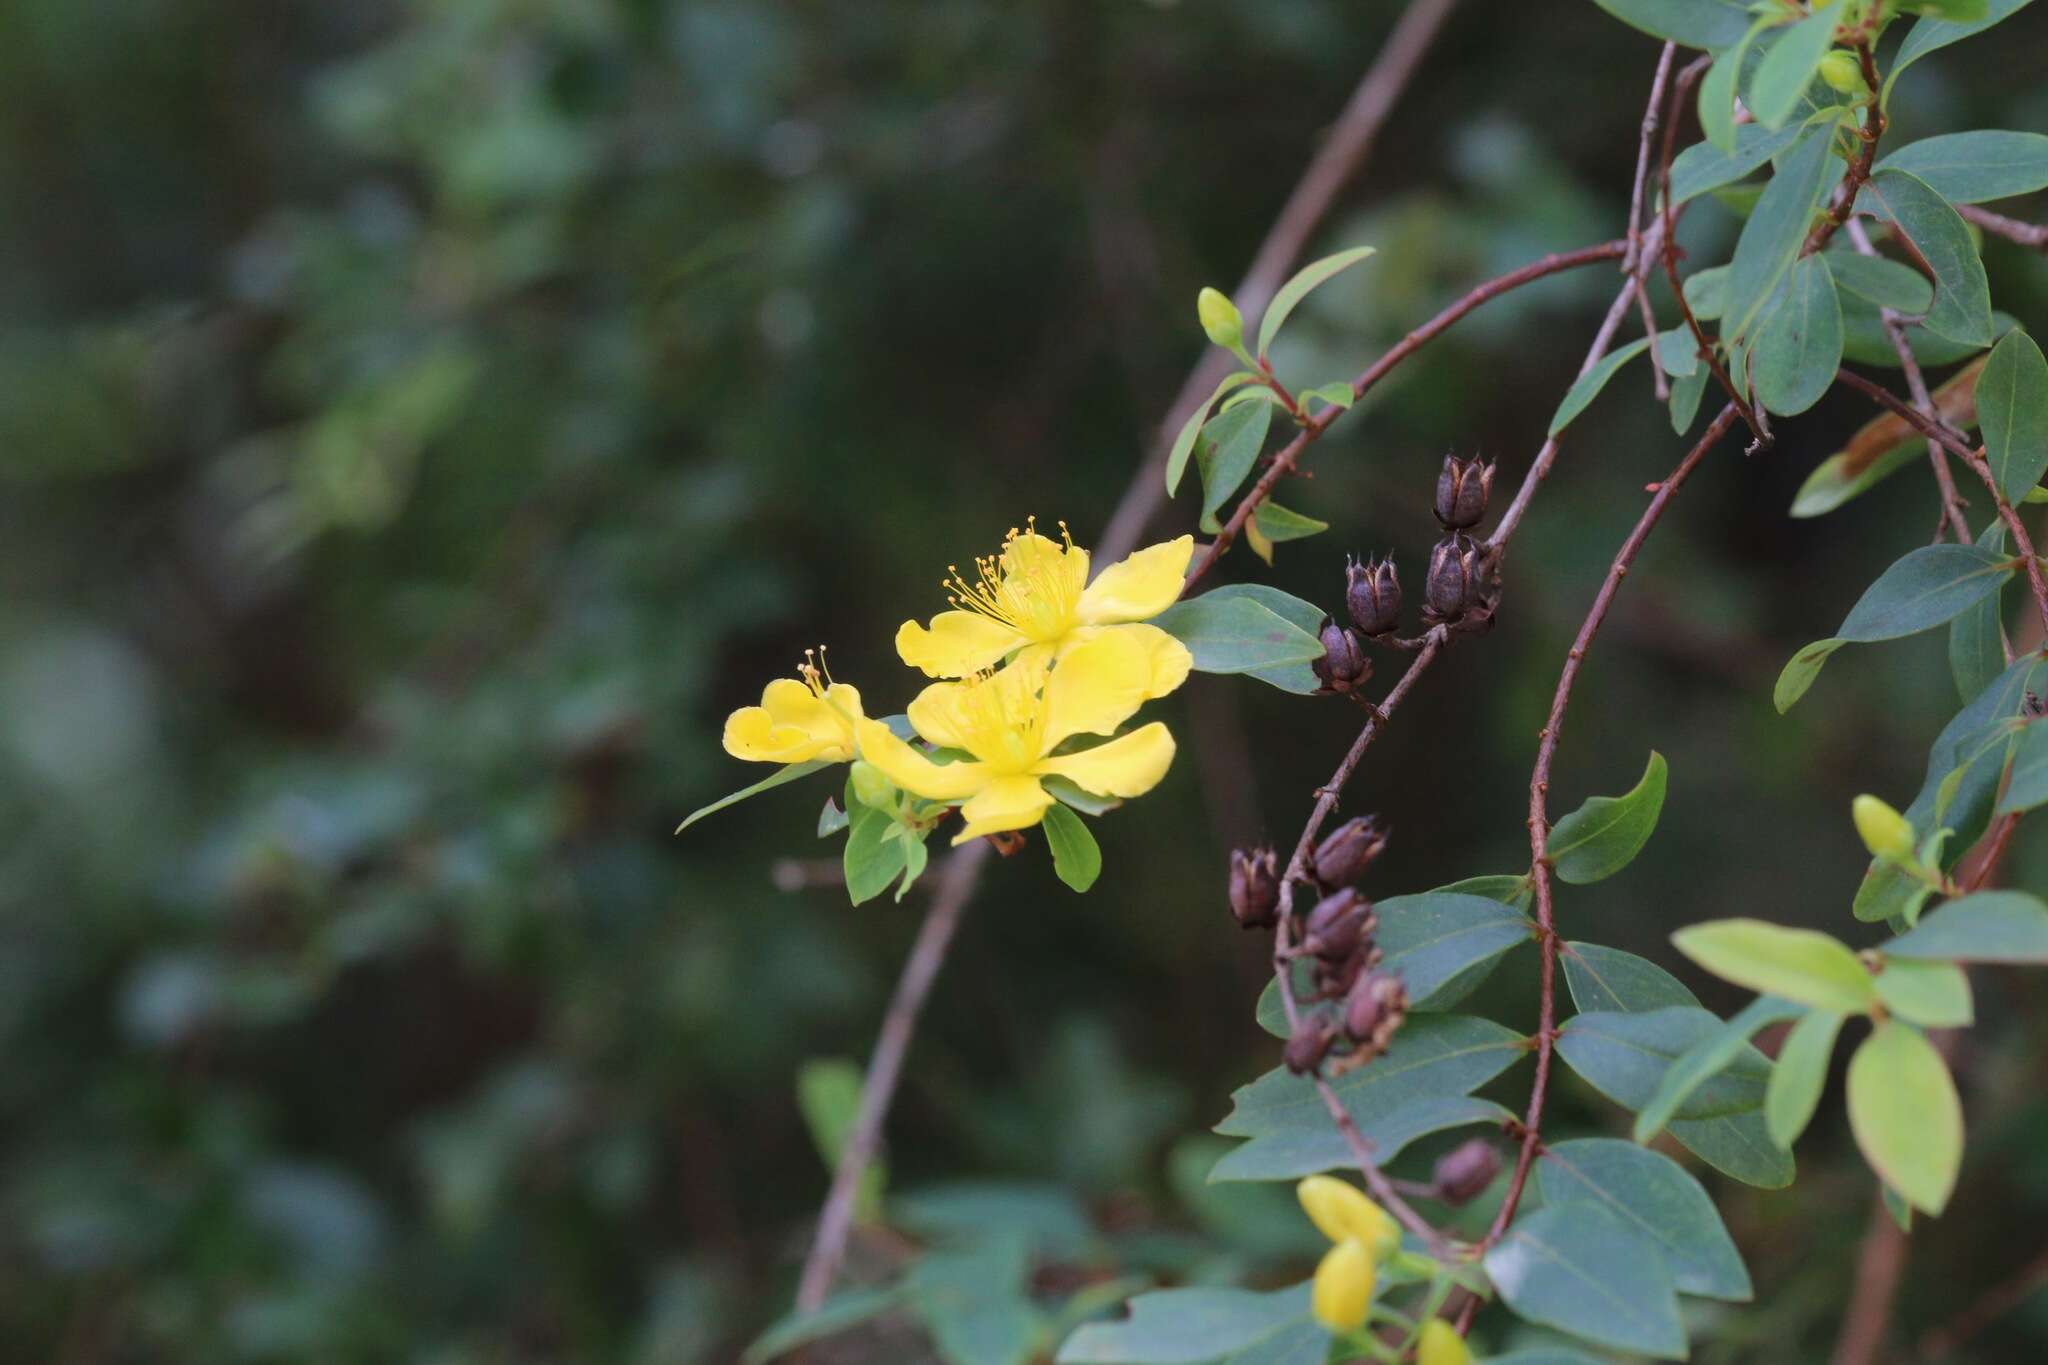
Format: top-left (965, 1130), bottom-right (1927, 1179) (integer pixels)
top-left (5, 0), bottom-right (2048, 1360)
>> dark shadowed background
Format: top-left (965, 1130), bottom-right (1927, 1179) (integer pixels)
top-left (5, 1), bottom-right (2048, 1360)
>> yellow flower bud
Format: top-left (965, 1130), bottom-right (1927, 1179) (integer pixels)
top-left (1852, 794), bottom-right (1916, 863)
top-left (1310, 1237), bottom-right (1375, 1333)
top-left (1818, 49), bottom-right (1865, 94)
top-left (1296, 1175), bottom-right (1400, 1261)
top-left (1416, 1318), bottom-right (1472, 1365)
top-left (1197, 286), bottom-right (1244, 350)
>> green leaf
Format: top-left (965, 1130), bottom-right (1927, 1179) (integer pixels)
top-left (1534, 1139), bottom-right (1753, 1301)
top-left (1751, 254), bottom-right (1844, 416)
top-left (745, 1288), bottom-right (907, 1364)
top-left (1670, 920), bottom-right (1878, 1014)
top-left (1950, 522), bottom-right (2010, 703)
top-left (1775, 637), bottom-right (1847, 712)
top-left (797, 1060), bottom-right (886, 1218)
top-left (1040, 804), bottom-right (1101, 894)
top-left (1251, 502), bottom-right (1328, 544)
top-left (1749, 10), bottom-right (1837, 130)
top-left (1824, 250), bottom-right (1935, 314)
top-left (1847, 1021), bottom-right (1964, 1214)
top-left (1654, 327), bottom-right (1699, 378)
top-left (1482, 1354), bottom-right (1614, 1365)
top-left (1483, 1201), bottom-right (1687, 1359)
top-left (910, 1237), bottom-right (1047, 1365)
top-left (1369, 891), bottom-right (1535, 1009)
top-left (1151, 593), bottom-right (1325, 680)
top-left (1698, 20), bottom-right (1767, 152)
top-left (817, 797), bottom-right (850, 838)
top-left (1873, 958), bottom-right (1974, 1028)
top-left (1866, 169), bottom-right (1994, 347)
top-left (1546, 751), bottom-right (1668, 884)
top-left (1633, 996), bottom-right (1806, 1144)
top-left (1212, 1016), bottom-right (1524, 1181)
top-left (676, 759), bottom-right (831, 832)
top-left (1999, 722), bottom-right (2048, 814)
top-left (1765, 1009), bottom-right (1843, 1150)
top-left (1884, 890), bottom-right (2048, 961)
top-left (1166, 371), bottom-right (1259, 496)
top-left (1681, 266), bottom-right (1727, 320)
top-left (1041, 775), bottom-right (1123, 816)
top-left (1563, 943), bottom-right (1695, 1014)
top-left (1839, 544), bottom-right (2014, 641)
top-left (1891, 0), bottom-right (2040, 90)
top-left (1195, 401), bottom-right (1273, 532)
top-left (1548, 337), bottom-right (1652, 436)
top-left (1978, 329), bottom-right (2048, 500)
top-left (1590, 0), bottom-right (1756, 49)
top-left (1257, 246), bottom-right (1376, 360)
top-left (1842, 298), bottom-right (2005, 368)
top-left (1433, 872), bottom-right (1534, 907)
top-left (1669, 364), bottom-right (1710, 434)
top-left (1298, 382), bottom-right (1355, 412)
top-left (1876, 130), bottom-right (2048, 205)
top-left (1725, 122), bottom-right (1841, 342)
top-left (844, 798), bottom-right (912, 906)
top-left (1790, 443), bottom-right (1926, 519)
top-left (1056, 1284), bottom-right (1311, 1364)
top-left (1668, 124), bottom-right (1806, 207)
top-left (1556, 1007), bottom-right (1771, 1120)
top-left (1183, 584), bottom-right (1327, 694)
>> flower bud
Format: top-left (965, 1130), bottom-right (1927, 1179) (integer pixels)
top-left (1297, 1175), bottom-right (1401, 1260)
top-left (1229, 846), bottom-right (1282, 930)
top-left (1313, 816), bottom-right (1388, 887)
top-left (1424, 534), bottom-right (1484, 623)
top-left (1342, 971), bottom-right (1407, 1059)
top-left (1197, 287), bottom-right (1244, 351)
top-left (849, 760), bottom-right (894, 811)
top-left (1434, 455), bottom-right (1495, 530)
top-left (1432, 1137), bottom-right (1503, 1206)
top-left (1312, 617), bottom-right (1372, 693)
top-left (1283, 1015), bottom-right (1336, 1075)
top-left (1303, 887), bottom-right (1374, 962)
top-left (1310, 1238), bottom-right (1376, 1332)
top-left (1345, 555), bottom-right (1402, 637)
top-left (1818, 49), bottom-right (1865, 95)
top-left (1416, 1319), bottom-right (1472, 1365)
top-left (1853, 794), bottom-right (1916, 863)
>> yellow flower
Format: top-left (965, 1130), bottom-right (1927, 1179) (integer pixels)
top-left (722, 652), bottom-right (864, 765)
top-left (896, 520), bottom-right (1195, 690)
top-left (854, 631), bottom-right (1177, 845)
top-left (1310, 1237), bottom-right (1375, 1333)
top-left (1297, 1175), bottom-right (1400, 1262)
top-left (1415, 1319), bottom-right (1471, 1365)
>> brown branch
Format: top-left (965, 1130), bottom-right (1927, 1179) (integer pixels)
top-left (1836, 367), bottom-right (2048, 635)
top-left (795, 841), bottom-right (990, 1311)
top-left (1831, 1194), bottom-right (1913, 1365)
top-left (1960, 202), bottom-right (2048, 252)
top-left (1099, 0), bottom-right (1462, 559)
top-left (1919, 1242), bottom-right (2048, 1359)
top-left (1801, 40), bottom-right (1886, 257)
top-left (1190, 239), bottom-right (1632, 582)
top-left (1624, 43), bottom-right (1679, 275)
top-left (1483, 402), bottom-right (1743, 1254)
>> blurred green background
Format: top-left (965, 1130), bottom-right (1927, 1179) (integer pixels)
top-left (6, 1), bottom-right (2048, 1360)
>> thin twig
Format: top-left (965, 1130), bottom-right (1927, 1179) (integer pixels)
top-left (1191, 239), bottom-right (1632, 582)
top-left (1623, 43), bottom-right (1678, 275)
top-left (1480, 403), bottom-right (1742, 1255)
top-left (1960, 202), bottom-right (2048, 252)
top-left (1099, 0), bottom-right (1462, 558)
top-left (1831, 1194), bottom-right (1912, 1365)
top-left (795, 841), bottom-right (989, 1311)
top-left (1919, 1242), bottom-right (2048, 1359)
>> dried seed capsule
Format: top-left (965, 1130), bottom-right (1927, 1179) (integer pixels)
top-left (1313, 816), bottom-right (1388, 887)
top-left (1343, 971), bottom-right (1408, 1059)
top-left (1344, 555), bottom-right (1402, 637)
top-left (1283, 1015), bottom-right (1336, 1075)
top-left (1432, 1137), bottom-right (1503, 1206)
top-left (1311, 617), bottom-right (1372, 693)
top-left (1434, 455), bottom-right (1496, 530)
top-left (1424, 534), bottom-right (1484, 622)
top-left (1228, 846), bottom-right (1282, 929)
top-left (1302, 887), bottom-right (1374, 962)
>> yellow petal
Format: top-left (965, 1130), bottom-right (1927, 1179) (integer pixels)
top-left (1002, 529), bottom-right (1089, 588)
top-left (1310, 1238), bottom-right (1375, 1333)
top-left (1296, 1176), bottom-right (1400, 1259)
top-left (1415, 1319), bottom-right (1471, 1365)
top-left (1032, 722), bottom-right (1175, 799)
top-left (896, 611), bottom-right (1025, 679)
top-left (722, 705), bottom-right (827, 763)
top-left (1076, 535), bottom-right (1193, 624)
top-left (1040, 631), bottom-right (1156, 749)
top-left (854, 718), bottom-right (988, 802)
top-left (951, 774), bottom-right (1055, 845)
